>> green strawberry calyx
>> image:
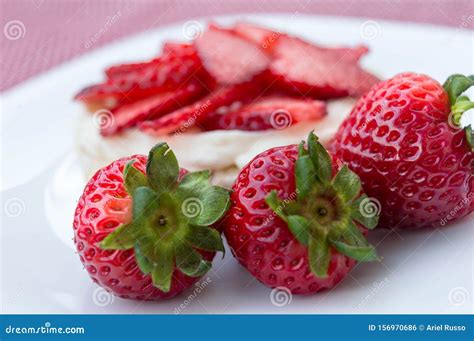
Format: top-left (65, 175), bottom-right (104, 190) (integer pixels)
top-left (265, 132), bottom-right (380, 279)
top-left (443, 74), bottom-right (474, 150)
top-left (99, 143), bottom-right (230, 293)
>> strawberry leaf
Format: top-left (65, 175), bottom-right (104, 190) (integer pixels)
top-left (307, 131), bottom-right (332, 183)
top-left (298, 140), bottom-right (308, 156)
top-left (287, 215), bottom-right (311, 245)
top-left (443, 74), bottom-right (474, 105)
top-left (132, 187), bottom-right (160, 219)
top-left (99, 222), bottom-right (136, 250)
top-left (186, 225), bottom-right (225, 253)
top-left (295, 154), bottom-right (316, 200)
top-left (123, 161), bottom-right (147, 196)
top-left (443, 74), bottom-right (474, 150)
top-left (350, 194), bottom-right (380, 229)
top-left (146, 143), bottom-right (179, 195)
top-left (341, 221), bottom-right (370, 247)
top-left (333, 165), bottom-right (361, 202)
top-left (265, 190), bottom-right (288, 222)
top-left (178, 170), bottom-right (212, 187)
top-left (308, 235), bottom-right (330, 278)
top-left (176, 177), bottom-right (230, 226)
top-left (330, 240), bottom-right (378, 262)
top-left (150, 248), bottom-right (174, 292)
top-left (466, 125), bottom-right (473, 152)
top-left (134, 244), bottom-right (153, 274)
top-left (175, 245), bottom-right (211, 277)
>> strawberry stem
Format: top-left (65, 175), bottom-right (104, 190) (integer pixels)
top-left (443, 74), bottom-right (474, 150)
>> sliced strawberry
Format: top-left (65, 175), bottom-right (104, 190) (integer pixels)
top-left (104, 58), bottom-right (161, 79)
top-left (232, 22), bottom-right (277, 48)
top-left (101, 82), bottom-right (206, 136)
top-left (269, 35), bottom-right (379, 99)
top-left (201, 96), bottom-right (326, 131)
top-left (232, 22), bottom-right (368, 60)
top-left (162, 42), bottom-right (195, 57)
top-left (194, 26), bottom-right (270, 85)
top-left (140, 81), bottom-right (261, 135)
top-left (75, 53), bottom-right (203, 105)
top-left (104, 43), bottom-right (196, 79)
top-left (323, 45), bottom-right (369, 62)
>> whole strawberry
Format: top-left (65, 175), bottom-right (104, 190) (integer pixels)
top-left (73, 143), bottom-right (230, 300)
top-left (332, 73), bottom-right (473, 229)
top-left (224, 132), bottom-right (379, 294)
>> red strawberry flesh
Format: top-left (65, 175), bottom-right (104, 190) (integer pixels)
top-left (140, 81), bottom-right (262, 135)
top-left (101, 82), bottom-right (206, 136)
top-left (195, 26), bottom-right (270, 85)
top-left (162, 42), bottom-right (196, 57)
top-left (269, 35), bottom-right (379, 99)
top-left (201, 96), bottom-right (326, 131)
top-left (105, 58), bottom-right (161, 79)
top-left (75, 49), bottom-right (203, 105)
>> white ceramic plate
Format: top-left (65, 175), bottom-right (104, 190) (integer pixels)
top-left (1, 14), bottom-right (473, 314)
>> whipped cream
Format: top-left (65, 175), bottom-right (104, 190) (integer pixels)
top-left (76, 98), bottom-right (355, 187)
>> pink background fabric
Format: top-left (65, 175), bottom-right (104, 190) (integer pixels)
top-left (1, 0), bottom-right (473, 92)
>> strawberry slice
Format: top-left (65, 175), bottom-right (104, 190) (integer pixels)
top-left (201, 96), bottom-right (326, 131)
top-left (140, 81), bottom-right (261, 135)
top-left (101, 82), bottom-right (206, 136)
top-left (231, 22), bottom-right (277, 48)
top-left (194, 26), bottom-right (270, 85)
top-left (104, 58), bottom-right (161, 79)
top-left (322, 45), bottom-right (369, 62)
top-left (232, 22), bottom-right (368, 60)
top-left (162, 42), bottom-right (195, 57)
top-left (75, 50), bottom-right (203, 106)
top-left (104, 43), bottom-right (196, 79)
top-left (269, 35), bottom-right (379, 99)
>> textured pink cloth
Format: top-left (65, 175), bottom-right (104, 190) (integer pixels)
top-left (1, 0), bottom-right (473, 92)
